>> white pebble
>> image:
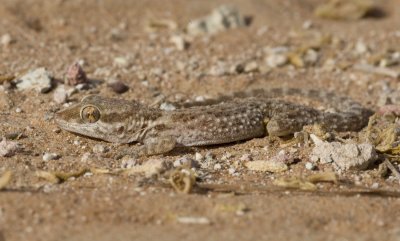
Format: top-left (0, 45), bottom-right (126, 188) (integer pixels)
top-left (213, 163), bottom-right (222, 170)
top-left (15, 108), bottom-right (22, 113)
top-left (1, 34), bottom-right (13, 46)
top-left (195, 152), bottom-right (203, 161)
top-left (43, 152), bottom-right (59, 161)
top-left (305, 162), bottom-right (315, 170)
top-left (92, 144), bottom-right (108, 154)
top-left (371, 182), bottom-right (379, 189)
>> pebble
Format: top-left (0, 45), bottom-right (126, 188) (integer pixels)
top-left (173, 157), bottom-right (198, 168)
top-left (53, 85), bottom-right (68, 104)
top-left (187, 5), bottom-right (247, 35)
top-left (42, 152), bottom-right (59, 161)
top-left (303, 49), bottom-right (319, 66)
top-left (310, 134), bottom-right (378, 171)
top-left (177, 216), bottom-right (210, 225)
top-left (355, 40), bottom-right (369, 54)
top-left (92, 144), bottom-right (109, 154)
top-left (120, 156), bottom-right (138, 169)
top-left (125, 158), bottom-right (167, 177)
top-left (113, 57), bottom-right (131, 68)
top-left (239, 153), bottom-right (252, 162)
top-left (107, 80), bottom-right (129, 94)
top-left (15, 108), bottom-right (22, 113)
top-left (0, 138), bottom-right (22, 157)
top-left (371, 182), bottom-right (379, 189)
top-left (266, 53), bottom-right (288, 68)
top-left (80, 152), bottom-right (91, 163)
top-left (302, 20), bottom-right (313, 29)
top-left (170, 35), bottom-right (189, 50)
top-left (195, 152), bottom-right (204, 162)
top-left (228, 167), bottom-right (236, 175)
top-left (209, 62), bottom-right (228, 76)
top-left (243, 61), bottom-right (259, 73)
top-left (159, 102), bottom-right (176, 111)
top-left (245, 159), bottom-right (288, 173)
top-left (1, 34), bottom-right (13, 46)
top-left (305, 162), bottom-right (315, 170)
top-left (213, 163), bottom-right (222, 170)
top-left (65, 62), bottom-right (87, 86)
top-left (16, 68), bottom-right (53, 93)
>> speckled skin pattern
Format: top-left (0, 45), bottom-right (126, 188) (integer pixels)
top-left (55, 88), bottom-right (373, 155)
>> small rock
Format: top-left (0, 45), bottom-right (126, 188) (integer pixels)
top-left (107, 80), bottom-right (129, 94)
top-left (239, 153), bottom-right (252, 162)
top-left (177, 216), bottom-right (210, 225)
top-left (243, 61), bottom-right (259, 73)
top-left (245, 159), bottom-right (288, 173)
top-left (53, 85), bottom-right (68, 104)
top-left (1, 34), bottom-right (13, 46)
top-left (159, 102), bottom-right (177, 111)
top-left (266, 52), bottom-right (288, 68)
top-left (213, 163), bottom-right (222, 170)
top-left (80, 152), bottom-right (91, 162)
top-left (195, 152), bottom-right (203, 161)
top-left (302, 20), bottom-right (313, 29)
top-left (310, 134), bottom-right (378, 171)
top-left (170, 35), bottom-right (189, 50)
top-left (120, 156), bottom-right (138, 169)
top-left (0, 138), bottom-right (22, 157)
top-left (92, 144), bottom-right (109, 154)
top-left (355, 40), bottom-right (369, 54)
top-left (303, 49), bottom-right (319, 66)
top-left (113, 57), bottom-right (131, 68)
top-left (371, 182), bottom-right (379, 189)
top-left (173, 157), bottom-right (198, 168)
top-left (228, 167), bottom-right (236, 175)
top-left (16, 68), bottom-right (53, 93)
top-left (125, 158), bottom-right (167, 177)
top-left (15, 108), bottom-right (22, 113)
top-left (43, 152), bottom-right (59, 161)
top-left (65, 62), bottom-right (87, 86)
top-left (209, 62), bottom-right (228, 76)
top-left (305, 162), bottom-right (315, 170)
top-left (187, 5), bottom-right (248, 35)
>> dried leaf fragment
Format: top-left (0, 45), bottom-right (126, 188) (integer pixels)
top-left (273, 172), bottom-right (338, 191)
top-left (169, 168), bottom-right (196, 194)
top-left (0, 171), bottom-right (12, 190)
top-left (315, 0), bottom-right (376, 20)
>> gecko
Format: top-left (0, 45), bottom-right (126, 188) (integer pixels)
top-left (54, 88), bottom-right (373, 156)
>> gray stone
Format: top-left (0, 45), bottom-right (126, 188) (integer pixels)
top-left (310, 134), bottom-right (378, 171)
top-left (16, 68), bottom-right (53, 93)
top-left (187, 5), bottom-right (247, 35)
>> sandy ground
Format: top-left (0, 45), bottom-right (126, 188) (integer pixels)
top-left (1, 0), bottom-right (400, 240)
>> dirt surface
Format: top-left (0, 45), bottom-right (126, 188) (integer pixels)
top-left (1, 0), bottom-right (400, 240)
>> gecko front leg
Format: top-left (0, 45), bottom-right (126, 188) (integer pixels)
top-left (135, 135), bottom-right (177, 156)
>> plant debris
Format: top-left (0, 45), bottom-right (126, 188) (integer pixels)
top-left (0, 171), bottom-right (12, 190)
top-left (36, 168), bottom-right (90, 184)
top-left (273, 172), bottom-right (338, 191)
top-left (314, 0), bottom-right (377, 20)
top-left (169, 168), bottom-right (196, 194)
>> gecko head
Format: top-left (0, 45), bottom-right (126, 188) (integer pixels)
top-left (55, 95), bottom-right (146, 143)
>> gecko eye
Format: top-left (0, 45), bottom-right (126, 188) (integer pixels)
top-left (80, 105), bottom-right (101, 123)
